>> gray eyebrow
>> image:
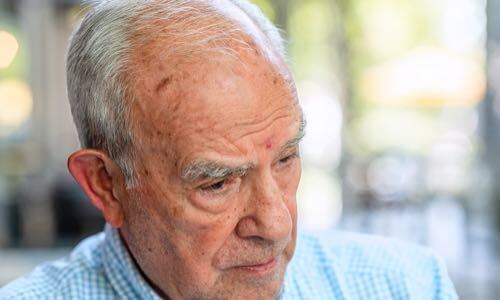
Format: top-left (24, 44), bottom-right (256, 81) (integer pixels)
top-left (181, 115), bottom-right (306, 183)
top-left (283, 116), bottom-right (306, 150)
top-left (181, 161), bottom-right (255, 182)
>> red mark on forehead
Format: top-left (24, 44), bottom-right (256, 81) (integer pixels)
top-left (265, 138), bottom-right (273, 150)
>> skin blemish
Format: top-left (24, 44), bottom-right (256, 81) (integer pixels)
top-left (171, 101), bottom-right (181, 113)
top-left (171, 205), bottom-right (184, 218)
top-left (155, 75), bottom-right (173, 93)
top-left (265, 138), bottom-right (273, 150)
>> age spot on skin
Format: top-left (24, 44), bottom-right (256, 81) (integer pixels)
top-left (171, 101), bottom-right (181, 113)
top-left (155, 75), bottom-right (173, 93)
top-left (171, 205), bottom-right (184, 218)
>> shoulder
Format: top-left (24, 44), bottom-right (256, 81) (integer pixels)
top-left (295, 231), bottom-right (441, 275)
top-left (285, 231), bottom-right (458, 299)
top-left (0, 232), bottom-right (115, 300)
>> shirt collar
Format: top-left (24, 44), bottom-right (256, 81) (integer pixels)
top-left (102, 224), bottom-right (162, 300)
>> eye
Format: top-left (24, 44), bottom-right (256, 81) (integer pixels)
top-left (198, 176), bottom-right (241, 199)
top-left (278, 152), bottom-right (298, 165)
top-left (198, 176), bottom-right (240, 196)
top-left (201, 179), bottom-right (226, 192)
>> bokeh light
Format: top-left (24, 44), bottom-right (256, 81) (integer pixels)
top-left (0, 31), bottom-right (19, 69)
top-left (361, 47), bottom-right (486, 107)
top-left (0, 79), bottom-right (33, 136)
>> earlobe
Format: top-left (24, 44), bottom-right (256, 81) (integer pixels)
top-left (67, 150), bottom-right (125, 228)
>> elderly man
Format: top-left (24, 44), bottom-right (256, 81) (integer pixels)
top-left (1, 0), bottom-right (457, 299)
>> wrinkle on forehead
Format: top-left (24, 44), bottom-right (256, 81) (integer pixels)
top-left (133, 49), bottom-right (295, 133)
top-left (228, 107), bottom-right (294, 142)
top-left (126, 7), bottom-right (298, 159)
top-left (127, 2), bottom-right (292, 103)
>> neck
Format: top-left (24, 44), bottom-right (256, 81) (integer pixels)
top-left (118, 228), bottom-right (171, 299)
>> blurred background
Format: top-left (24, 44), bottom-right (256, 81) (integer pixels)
top-left (0, 0), bottom-right (499, 298)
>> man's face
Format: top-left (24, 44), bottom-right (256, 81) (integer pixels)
top-left (121, 44), bottom-right (302, 299)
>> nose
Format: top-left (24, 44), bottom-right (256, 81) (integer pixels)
top-left (235, 170), bottom-right (292, 242)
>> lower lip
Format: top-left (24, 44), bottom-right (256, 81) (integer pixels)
top-left (237, 257), bottom-right (279, 275)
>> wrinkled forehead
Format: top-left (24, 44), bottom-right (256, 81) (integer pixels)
top-left (125, 0), bottom-right (298, 142)
top-left (131, 42), bottom-right (297, 127)
top-left (127, 2), bottom-right (295, 102)
top-left (129, 47), bottom-right (299, 156)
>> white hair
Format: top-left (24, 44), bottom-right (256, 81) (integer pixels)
top-left (66, 0), bottom-right (286, 187)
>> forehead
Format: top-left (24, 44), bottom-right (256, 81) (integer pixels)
top-left (130, 45), bottom-right (299, 155)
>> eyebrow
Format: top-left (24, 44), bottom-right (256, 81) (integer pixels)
top-left (279, 115), bottom-right (306, 153)
top-left (181, 161), bottom-right (255, 183)
top-left (180, 115), bottom-right (307, 183)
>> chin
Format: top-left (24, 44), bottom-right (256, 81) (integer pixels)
top-left (222, 283), bottom-right (283, 300)
top-left (187, 282), bottom-right (283, 300)
top-left (235, 258), bottom-right (287, 299)
top-left (201, 258), bottom-right (287, 300)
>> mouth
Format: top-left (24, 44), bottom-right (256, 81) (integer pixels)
top-left (234, 257), bottom-right (279, 275)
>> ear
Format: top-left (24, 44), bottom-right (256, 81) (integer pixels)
top-left (67, 149), bottom-right (126, 228)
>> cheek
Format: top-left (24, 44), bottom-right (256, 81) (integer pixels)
top-left (278, 162), bottom-right (300, 240)
top-left (165, 207), bottom-right (243, 267)
top-left (126, 197), bottom-right (242, 290)
top-left (186, 190), bottom-right (236, 214)
top-left (132, 174), bottom-right (242, 256)
top-left (161, 213), bottom-right (242, 288)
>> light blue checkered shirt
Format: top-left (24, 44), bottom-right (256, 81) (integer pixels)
top-left (0, 224), bottom-right (458, 299)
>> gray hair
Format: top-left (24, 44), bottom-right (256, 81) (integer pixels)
top-left (66, 0), bottom-right (286, 187)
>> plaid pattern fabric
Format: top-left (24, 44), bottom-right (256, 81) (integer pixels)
top-left (0, 225), bottom-right (458, 299)
top-left (283, 231), bottom-right (458, 300)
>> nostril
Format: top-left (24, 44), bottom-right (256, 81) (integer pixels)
top-left (235, 192), bottom-right (293, 239)
top-left (235, 216), bottom-right (259, 238)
